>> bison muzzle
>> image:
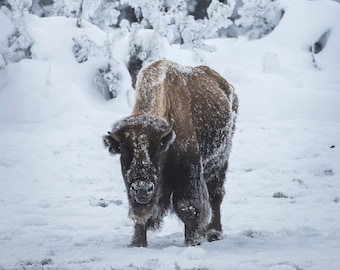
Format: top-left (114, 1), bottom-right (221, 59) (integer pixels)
top-left (103, 60), bottom-right (238, 247)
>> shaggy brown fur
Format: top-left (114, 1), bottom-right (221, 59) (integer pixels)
top-left (103, 60), bottom-right (238, 247)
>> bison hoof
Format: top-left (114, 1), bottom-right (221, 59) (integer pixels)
top-left (185, 238), bottom-right (202, 247)
top-left (128, 241), bottom-right (147, 248)
top-left (207, 229), bottom-right (223, 242)
top-left (185, 227), bottom-right (205, 247)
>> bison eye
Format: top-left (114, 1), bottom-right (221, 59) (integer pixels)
top-left (120, 145), bottom-right (133, 165)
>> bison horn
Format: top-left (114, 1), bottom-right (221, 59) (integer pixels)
top-left (108, 131), bottom-right (121, 143)
top-left (160, 120), bottom-right (174, 139)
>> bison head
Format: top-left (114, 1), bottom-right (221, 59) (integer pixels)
top-left (103, 115), bottom-right (175, 221)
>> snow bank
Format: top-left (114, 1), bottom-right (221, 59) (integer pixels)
top-left (272, 0), bottom-right (340, 69)
top-left (0, 15), bottom-right (132, 124)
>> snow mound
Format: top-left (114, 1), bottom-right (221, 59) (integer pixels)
top-left (0, 15), bottom-right (132, 124)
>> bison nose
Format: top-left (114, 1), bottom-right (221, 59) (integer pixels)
top-left (130, 181), bottom-right (154, 204)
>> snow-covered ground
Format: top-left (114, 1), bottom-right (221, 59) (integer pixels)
top-left (1, 0), bottom-right (340, 269)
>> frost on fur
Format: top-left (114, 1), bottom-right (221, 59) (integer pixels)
top-left (104, 60), bottom-right (238, 247)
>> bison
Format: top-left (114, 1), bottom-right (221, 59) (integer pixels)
top-left (103, 60), bottom-right (238, 247)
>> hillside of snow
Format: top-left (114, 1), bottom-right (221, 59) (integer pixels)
top-left (0, 0), bottom-right (340, 269)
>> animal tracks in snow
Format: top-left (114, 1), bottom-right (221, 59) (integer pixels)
top-left (89, 198), bottom-right (123, 207)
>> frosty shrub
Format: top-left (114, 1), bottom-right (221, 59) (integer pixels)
top-left (31, 0), bottom-right (54, 17)
top-left (95, 60), bottom-right (122, 99)
top-left (236, 0), bottom-right (283, 39)
top-left (1, 0), bottom-right (33, 64)
top-left (71, 33), bottom-right (126, 100)
top-left (127, 43), bottom-right (144, 89)
top-left (91, 0), bottom-right (121, 30)
top-left (122, 0), bottom-right (172, 76)
top-left (125, 20), bottom-right (167, 88)
top-left (76, 0), bottom-right (101, 28)
top-left (72, 35), bottom-right (102, 63)
top-left (123, 0), bottom-right (235, 67)
top-left (179, 0), bottom-right (235, 63)
top-left (52, 0), bottom-right (78, 17)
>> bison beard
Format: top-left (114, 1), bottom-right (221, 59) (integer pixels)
top-left (103, 60), bottom-right (238, 247)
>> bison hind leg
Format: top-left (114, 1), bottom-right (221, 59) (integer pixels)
top-left (204, 160), bottom-right (228, 242)
top-left (207, 229), bottom-right (223, 242)
top-left (205, 185), bottom-right (224, 242)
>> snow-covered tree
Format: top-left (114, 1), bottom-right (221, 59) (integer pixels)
top-left (120, 0), bottom-right (172, 84)
top-left (52, 0), bottom-right (79, 17)
top-left (31, 0), bottom-right (54, 17)
top-left (72, 35), bottom-right (104, 63)
top-left (125, 22), bottom-right (161, 88)
top-left (3, 0), bottom-right (287, 100)
top-left (178, 0), bottom-right (235, 63)
top-left (95, 60), bottom-right (122, 99)
top-left (122, 0), bottom-right (235, 67)
top-left (76, 0), bottom-right (101, 27)
top-left (95, 36), bottom-right (126, 100)
top-left (236, 0), bottom-right (282, 39)
top-left (1, 0), bottom-right (33, 64)
top-left (90, 0), bottom-right (121, 30)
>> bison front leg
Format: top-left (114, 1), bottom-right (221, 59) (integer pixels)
top-left (175, 197), bottom-right (211, 246)
top-left (129, 223), bottom-right (147, 247)
top-left (184, 219), bottom-right (206, 246)
top-left (173, 170), bottom-right (212, 246)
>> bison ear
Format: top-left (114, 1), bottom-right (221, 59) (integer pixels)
top-left (103, 132), bottom-right (121, 155)
top-left (160, 125), bottom-right (176, 152)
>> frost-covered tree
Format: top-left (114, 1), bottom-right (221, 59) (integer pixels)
top-left (123, 0), bottom-right (235, 67)
top-left (187, 0), bottom-right (211, 19)
top-left (96, 60), bottom-right (122, 99)
top-left (90, 0), bottom-right (121, 30)
top-left (72, 35), bottom-right (104, 63)
top-left (31, 0), bottom-right (54, 17)
top-left (125, 21), bottom-right (162, 88)
top-left (122, 0), bottom-right (173, 39)
top-left (236, 0), bottom-right (283, 39)
top-left (1, 0), bottom-right (33, 64)
top-left (121, 0), bottom-right (172, 85)
top-left (52, 0), bottom-right (79, 17)
top-left (76, 0), bottom-right (101, 27)
top-left (95, 40), bottom-right (127, 100)
top-left (178, 0), bottom-right (235, 63)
